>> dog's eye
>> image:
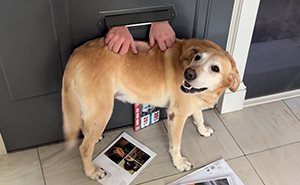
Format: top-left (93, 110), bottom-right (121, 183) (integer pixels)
top-left (194, 55), bottom-right (201, 61)
top-left (211, 65), bottom-right (220, 72)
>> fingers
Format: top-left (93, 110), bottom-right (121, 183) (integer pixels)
top-left (149, 35), bottom-right (155, 47)
top-left (105, 32), bottom-right (113, 45)
top-left (108, 39), bottom-right (136, 55)
top-left (105, 26), bottom-right (137, 55)
top-left (165, 38), bottom-right (175, 48)
top-left (153, 35), bottom-right (176, 51)
top-left (159, 37), bottom-right (175, 51)
top-left (106, 21), bottom-right (176, 54)
top-left (119, 41), bottom-right (130, 56)
top-left (112, 38), bottom-right (125, 54)
top-left (130, 40), bottom-right (138, 54)
top-left (108, 38), bottom-right (136, 56)
top-left (106, 36), bottom-right (120, 53)
top-left (157, 38), bottom-right (167, 51)
top-left (149, 21), bottom-right (176, 51)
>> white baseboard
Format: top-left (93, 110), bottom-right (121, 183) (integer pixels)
top-left (244, 89), bottom-right (300, 108)
top-left (217, 82), bottom-right (247, 114)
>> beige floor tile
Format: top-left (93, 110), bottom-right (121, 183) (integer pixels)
top-left (284, 97), bottom-right (300, 120)
top-left (138, 170), bottom-right (197, 185)
top-left (167, 110), bottom-right (243, 168)
top-left (38, 141), bottom-right (99, 185)
top-left (227, 157), bottom-right (264, 185)
top-left (0, 148), bottom-right (44, 185)
top-left (38, 125), bottom-right (130, 185)
top-left (38, 121), bottom-right (179, 185)
top-left (218, 101), bottom-right (300, 154)
top-left (247, 142), bottom-right (300, 185)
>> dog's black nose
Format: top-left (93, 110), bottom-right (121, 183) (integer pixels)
top-left (184, 68), bottom-right (196, 81)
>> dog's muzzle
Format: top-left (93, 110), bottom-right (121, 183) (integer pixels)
top-left (180, 81), bottom-right (208, 94)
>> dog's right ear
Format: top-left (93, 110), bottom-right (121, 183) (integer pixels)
top-left (180, 46), bottom-right (201, 62)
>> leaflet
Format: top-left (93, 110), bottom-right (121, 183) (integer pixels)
top-left (92, 132), bottom-right (156, 185)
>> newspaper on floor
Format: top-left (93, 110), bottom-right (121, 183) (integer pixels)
top-left (92, 132), bottom-right (156, 185)
top-left (167, 158), bottom-right (244, 185)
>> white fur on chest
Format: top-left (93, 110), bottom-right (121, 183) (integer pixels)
top-left (114, 91), bottom-right (136, 104)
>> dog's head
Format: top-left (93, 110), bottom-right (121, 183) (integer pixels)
top-left (180, 43), bottom-right (240, 95)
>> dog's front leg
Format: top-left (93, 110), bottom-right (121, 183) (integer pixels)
top-left (167, 111), bottom-right (192, 171)
top-left (192, 109), bottom-right (214, 137)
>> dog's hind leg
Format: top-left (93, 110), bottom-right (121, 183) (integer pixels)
top-left (79, 97), bottom-right (114, 180)
top-left (192, 109), bottom-right (214, 137)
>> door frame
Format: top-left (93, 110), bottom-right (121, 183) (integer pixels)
top-left (217, 0), bottom-right (261, 114)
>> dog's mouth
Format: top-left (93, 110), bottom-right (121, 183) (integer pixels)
top-left (181, 81), bottom-right (208, 94)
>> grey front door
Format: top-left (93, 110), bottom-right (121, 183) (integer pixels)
top-left (0, 0), bottom-right (64, 151)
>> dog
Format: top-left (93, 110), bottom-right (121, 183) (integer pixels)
top-left (62, 37), bottom-right (240, 180)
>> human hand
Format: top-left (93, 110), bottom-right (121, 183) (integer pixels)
top-left (105, 26), bottom-right (138, 55)
top-left (149, 21), bottom-right (176, 51)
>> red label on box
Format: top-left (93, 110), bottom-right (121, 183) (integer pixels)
top-left (134, 104), bottom-right (141, 132)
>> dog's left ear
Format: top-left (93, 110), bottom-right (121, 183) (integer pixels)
top-left (227, 70), bottom-right (240, 92)
top-left (180, 46), bottom-right (201, 62)
top-left (225, 54), bottom-right (240, 92)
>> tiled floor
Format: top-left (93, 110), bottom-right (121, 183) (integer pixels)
top-left (1, 97), bottom-right (300, 185)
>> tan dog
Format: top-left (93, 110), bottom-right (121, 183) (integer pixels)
top-left (62, 37), bottom-right (240, 180)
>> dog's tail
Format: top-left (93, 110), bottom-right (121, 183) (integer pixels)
top-left (62, 60), bottom-right (82, 149)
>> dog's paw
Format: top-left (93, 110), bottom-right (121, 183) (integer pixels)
top-left (85, 168), bottom-right (106, 180)
top-left (198, 126), bottom-right (214, 137)
top-left (96, 135), bottom-right (104, 143)
top-left (173, 157), bottom-right (193, 171)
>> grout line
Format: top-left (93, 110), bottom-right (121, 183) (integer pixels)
top-left (225, 155), bottom-right (247, 162)
top-left (225, 151), bottom-right (267, 184)
top-left (244, 140), bottom-right (300, 157)
top-left (135, 171), bottom-right (183, 185)
top-left (136, 164), bottom-right (213, 185)
top-left (161, 119), bottom-right (168, 133)
top-left (244, 156), bottom-right (266, 185)
top-left (213, 109), bottom-right (246, 157)
top-left (36, 147), bottom-right (47, 185)
top-left (282, 99), bottom-right (300, 122)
